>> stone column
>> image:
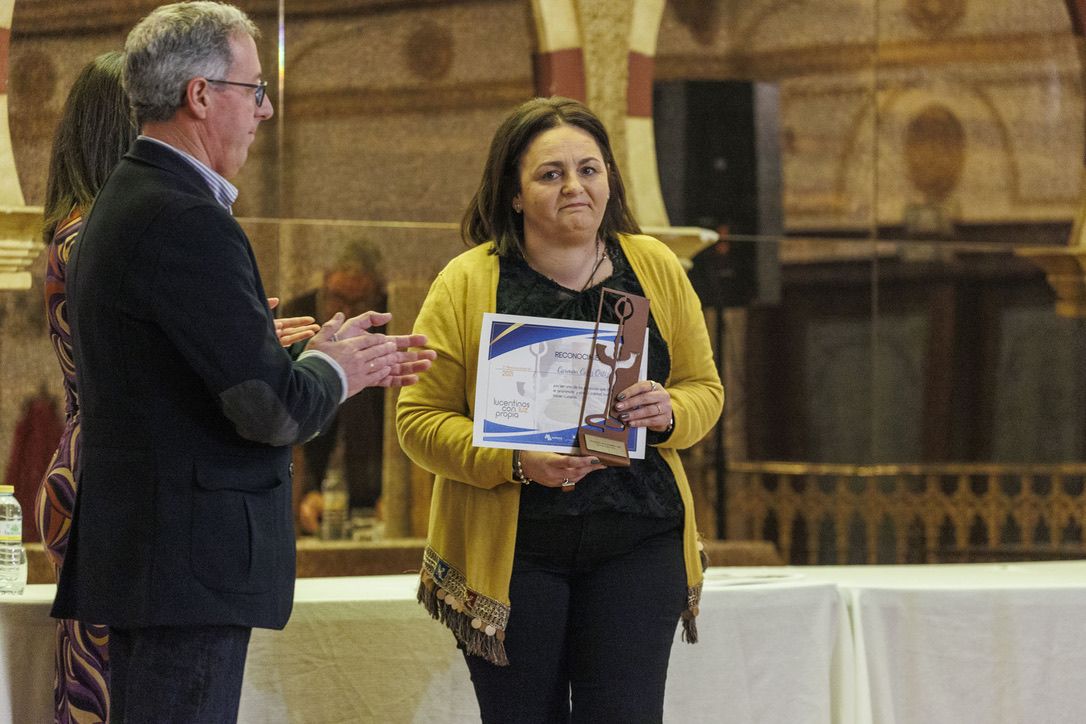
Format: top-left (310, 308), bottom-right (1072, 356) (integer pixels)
top-left (0, 0), bottom-right (48, 482)
top-left (371, 224), bottom-right (462, 539)
top-left (1018, 2), bottom-right (1086, 314)
top-left (0, 0), bottom-right (38, 293)
top-left (0, 0), bottom-right (22, 209)
top-left (382, 277), bottom-right (435, 539)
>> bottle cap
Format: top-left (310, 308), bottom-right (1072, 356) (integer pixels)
top-left (0, 485), bottom-right (13, 494)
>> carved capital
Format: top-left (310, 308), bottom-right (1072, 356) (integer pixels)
top-left (1016, 246), bottom-right (1086, 317)
top-left (0, 204), bottom-right (42, 290)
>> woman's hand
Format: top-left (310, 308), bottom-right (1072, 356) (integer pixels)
top-left (612, 379), bottom-right (673, 433)
top-left (275, 315), bottom-right (321, 346)
top-left (267, 297), bottom-right (320, 347)
top-left (518, 451), bottom-right (606, 491)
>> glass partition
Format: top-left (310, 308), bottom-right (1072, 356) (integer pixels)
top-left (239, 219), bottom-right (462, 544)
top-left (2, 0), bottom-right (1083, 563)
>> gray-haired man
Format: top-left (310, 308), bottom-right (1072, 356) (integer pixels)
top-left (53, 3), bottom-right (432, 720)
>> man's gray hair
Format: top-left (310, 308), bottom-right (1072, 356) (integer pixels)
top-left (124, 1), bottom-right (259, 126)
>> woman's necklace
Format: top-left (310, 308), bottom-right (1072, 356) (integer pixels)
top-left (579, 237), bottom-right (607, 292)
top-left (527, 237), bottom-right (607, 293)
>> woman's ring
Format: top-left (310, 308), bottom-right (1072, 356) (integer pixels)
top-left (561, 478), bottom-right (575, 487)
top-left (649, 380), bottom-right (658, 391)
top-left (656, 403), bottom-right (661, 415)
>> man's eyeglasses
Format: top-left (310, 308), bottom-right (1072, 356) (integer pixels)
top-left (206, 79), bottom-right (268, 107)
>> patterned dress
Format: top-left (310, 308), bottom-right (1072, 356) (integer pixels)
top-left (35, 209), bottom-right (111, 723)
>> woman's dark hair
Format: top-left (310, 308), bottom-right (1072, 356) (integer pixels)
top-left (43, 51), bottom-right (136, 244)
top-left (461, 96), bottom-right (641, 256)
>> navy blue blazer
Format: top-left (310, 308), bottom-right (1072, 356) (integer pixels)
top-left (53, 139), bottom-right (341, 629)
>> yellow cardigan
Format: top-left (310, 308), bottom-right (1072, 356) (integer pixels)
top-left (396, 233), bottom-right (724, 665)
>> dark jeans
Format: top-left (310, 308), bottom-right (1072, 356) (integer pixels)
top-left (108, 624), bottom-right (251, 724)
top-left (463, 511), bottom-right (686, 724)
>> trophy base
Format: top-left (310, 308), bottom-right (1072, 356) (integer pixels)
top-left (578, 429), bottom-right (631, 467)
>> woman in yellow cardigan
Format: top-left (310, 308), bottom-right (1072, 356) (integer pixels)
top-left (397, 97), bottom-right (723, 723)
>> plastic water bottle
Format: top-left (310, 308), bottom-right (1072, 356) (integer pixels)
top-left (320, 471), bottom-right (349, 541)
top-left (0, 485), bottom-right (27, 595)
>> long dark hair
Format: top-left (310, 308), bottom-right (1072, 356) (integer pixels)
top-left (43, 51), bottom-right (136, 244)
top-left (461, 96), bottom-right (641, 256)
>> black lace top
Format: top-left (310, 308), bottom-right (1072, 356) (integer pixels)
top-left (496, 238), bottom-right (684, 520)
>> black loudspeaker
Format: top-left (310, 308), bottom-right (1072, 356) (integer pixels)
top-left (653, 80), bottom-right (781, 308)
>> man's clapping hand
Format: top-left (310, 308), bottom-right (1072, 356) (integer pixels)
top-left (307, 311), bottom-right (435, 397)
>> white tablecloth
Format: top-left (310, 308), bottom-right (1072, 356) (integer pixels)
top-left (0, 585), bottom-right (56, 724)
top-left (799, 562), bottom-right (1086, 724)
top-left (240, 573), bottom-right (843, 723)
top-left (4, 562), bottom-right (1086, 723)
top-left (1, 572), bottom-right (841, 724)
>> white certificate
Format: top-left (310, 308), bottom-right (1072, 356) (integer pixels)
top-left (473, 312), bottom-right (647, 457)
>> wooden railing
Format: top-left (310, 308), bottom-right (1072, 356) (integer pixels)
top-left (726, 461), bottom-right (1086, 564)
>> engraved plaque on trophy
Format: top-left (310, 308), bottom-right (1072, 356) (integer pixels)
top-left (576, 287), bottom-right (650, 466)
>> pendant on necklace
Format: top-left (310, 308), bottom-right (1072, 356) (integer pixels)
top-left (580, 238), bottom-right (606, 293)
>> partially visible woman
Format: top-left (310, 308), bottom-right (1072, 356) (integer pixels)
top-left (36, 51), bottom-right (135, 724)
top-left (397, 97), bottom-right (723, 722)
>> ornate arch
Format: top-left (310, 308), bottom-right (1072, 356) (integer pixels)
top-left (528, 0), bottom-right (669, 226)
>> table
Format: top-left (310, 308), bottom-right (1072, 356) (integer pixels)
top-left (799, 561), bottom-right (1086, 724)
top-left (235, 574), bottom-right (844, 723)
top-left (2, 572), bottom-right (841, 723)
top-left (4, 562), bottom-right (1086, 723)
top-left (0, 585), bottom-right (55, 724)
top-left (666, 571), bottom-right (847, 724)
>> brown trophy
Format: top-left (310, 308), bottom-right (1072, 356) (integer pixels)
top-left (576, 287), bottom-right (650, 466)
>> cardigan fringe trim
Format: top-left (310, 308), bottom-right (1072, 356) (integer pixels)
top-left (682, 581), bottom-right (703, 643)
top-left (681, 536), bottom-right (707, 642)
top-left (418, 548), bottom-right (511, 666)
top-left (418, 548), bottom-right (703, 662)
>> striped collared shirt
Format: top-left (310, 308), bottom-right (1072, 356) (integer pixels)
top-left (138, 135), bottom-right (239, 212)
